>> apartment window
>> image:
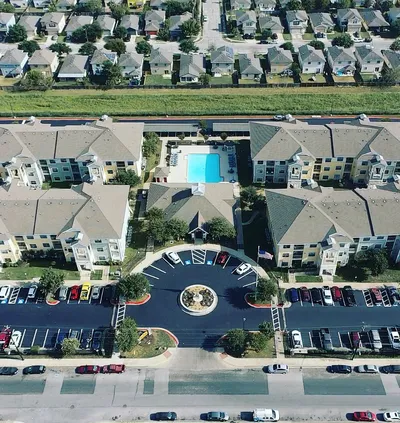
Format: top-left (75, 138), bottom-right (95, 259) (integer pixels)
top-left (68, 248), bottom-right (73, 253)
top-left (70, 159), bottom-right (76, 163)
top-left (257, 178), bottom-right (262, 182)
top-left (257, 161), bottom-right (263, 164)
top-left (0, 241), bottom-right (4, 246)
top-left (282, 253), bottom-right (289, 257)
top-left (377, 236), bottom-right (384, 240)
top-left (94, 239), bottom-right (102, 243)
top-left (39, 160), bottom-right (47, 165)
top-left (50, 235), bottom-right (57, 240)
top-left (315, 158), bottom-right (322, 164)
top-left (43, 243), bottom-right (50, 248)
top-left (346, 158), bottom-right (354, 163)
top-left (350, 244), bottom-right (357, 249)
top-left (30, 244), bottom-right (37, 249)
top-left (337, 157), bottom-right (343, 162)
top-left (375, 244), bottom-right (382, 249)
top-left (53, 241), bottom-right (62, 250)
top-left (99, 256), bottom-right (106, 261)
top-left (49, 160), bottom-right (56, 164)
top-left (385, 170), bottom-right (390, 174)
top-left (323, 167), bottom-right (330, 171)
top-left (116, 161), bottom-right (125, 167)
top-left (387, 161), bottom-right (392, 165)
top-left (28, 172), bottom-right (34, 177)
top-left (308, 252), bottom-right (316, 257)
top-left (26, 236), bottom-right (34, 240)
top-left (304, 161), bottom-right (309, 166)
top-left (281, 262), bottom-right (288, 267)
top-left (31, 181), bottom-right (37, 185)
top-left (97, 248), bottom-right (104, 252)
top-left (339, 243), bottom-right (345, 247)
top-left (361, 246), bottom-right (368, 250)
top-left (354, 238), bottom-right (359, 243)
top-left (283, 245), bottom-right (290, 249)
top-left (339, 252), bottom-right (343, 256)
top-left (40, 235), bottom-right (47, 239)
top-left (105, 161), bottom-right (112, 166)
top-left (279, 170), bottom-right (285, 174)
top-left (294, 245), bottom-right (304, 250)
top-left (52, 168), bottom-right (58, 173)
top-left (322, 175), bottom-right (329, 180)
top-left (62, 167), bottom-right (69, 172)
top-left (310, 244), bottom-right (317, 248)
top-left (361, 161), bottom-right (368, 166)
top-left (334, 174), bottom-right (340, 180)
top-left (42, 166), bottom-right (49, 172)
top-left (325, 158), bottom-right (332, 163)
top-left (360, 170), bottom-right (366, 175)
top-left (65, 176), bottom-right (71, 180)
top-left (266, 161), bottom-right (274, 166)
top-left (61, 159), bottom-right (67, 163)
top-left (388, 235), bottom-right (397, 240)
top-left (15, 236), bottom-right (23, 241)
top-left (279, 161), bottom-right (286, 165)
top-left (335, 166), bottom-right (342, 171)
top-left (302, 171), bottom-right (308, 175)
top-left (363, 237), bottom-right (371, 241)
top-left (54, 177), bottom-right (60, 181)
top-left (107, 170), bottom-right (113, 174)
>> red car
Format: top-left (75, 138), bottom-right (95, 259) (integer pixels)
top-left (76, 365), bottom-right (100, 374)
top-left (102, 364), bottom-right (126, 374)
top-left (70, 285), bottom-right (80, 301)
top-left (216, 251), bottom-right (229, 265)
top-left (331, 286), bottom-right (342, 302)
top-left (353, 412), bottom-right (376, 422)
top-left (370, 288), bottom-right (383, 305)
top-left (300, 286), bottom-right (311, 302)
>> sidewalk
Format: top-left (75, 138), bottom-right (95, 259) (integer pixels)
top-left (280, 281), bottom-right (400, 289)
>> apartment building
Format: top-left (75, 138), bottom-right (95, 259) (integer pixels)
top-left (250, 119), bottom-right (400, 188)
top-left (0, 181), bottom-right (130, 271)
top-left (0, 117), bottom-right (144, 188)
top-left (265, 185), bottom-right (400, 276)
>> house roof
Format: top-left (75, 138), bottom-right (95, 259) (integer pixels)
top-left (29, 49), bottom-right (57, 66)
top-left (149, 48), bottom-right (172, 64)
top-left (230, 0), bottom-right (251, 6)
top-left (258, 15), bottom-right (284, 30)
top-left (298, 44), bottom-right (325, 63)
top-left (326, 46), bottom-right (355, 63)
top-left (355, 45), bottom-right (384, 62)
top-left (0, 13), bottom-right (14, 25)
top-left (238, 53), bottom-right (262, 75)
top-left (65, 15), bottom-right (93, 32)
top-left (146, 182), bottom-right (237, 227)
top-left (58, 54), bottom-right (88, 75)
top-left (383, 49), bottom-right (400, 69)
top-left (57, 0), bottom-right (77, 8)
top-left (91, 48), bottom-right (117, 65)
top-left (0, 48), bottom-right (27, 65)
top-left (235, 10), bottom-right (257, 24)
top-left (0, 182), bottom-right (129, 240)
top-left (145, 10), bottom-right (166, 23)
top-left (120, 14), bottom-right (139, 30)
top-left (153, 166), bottom-right (170, 178)
top-left (118, 51), bottom-right (143, 67)
top-left (308, 12), bottom-right (334, 29)
top-left (389, 7), bottom-right (400, 18)
top-left (169, 11), bottom-right (192, 31)
top-left (179, 53), bottom-right (204, 77)
top-left (211, 46), bottom-right (234, 64)
top-left (96, 15), bottom-right (116, 31)
top-left (337, 8), bottom-right (362, 22)
top-left (41, 12), bottom-right (65, 25)
top-left (267, 46), bottom-right (293, 65)
top-left (255, 0), bottom-right (276, 7)
top-left (286, 10), bottom-right (308, 23)
top-left (18, 15), bottom-right (40, 32)
top-left (359, 9), bottom-right (389, 28)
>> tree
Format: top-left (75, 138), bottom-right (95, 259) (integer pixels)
top-left (18, 40), bottom-right (40, 56)
top-left (199, 73), bottom-right (211, 86)
top-left (109, 1), bottom-right (128, 20)
top-left (146, 207), bottom-right (164, 220)
top-left (309, 40), bottom-right (325, 50)
top-left (261, 29), bottom-right (272, 40)
top-left (165, 0), bottom-right (194, 17)
top-left (332, 33), bottom-right (354, 48)
top-left (157, 26), bottom-right (171, 41)
top-left (113, 169), bottom-right (140, 186)
top-left (114, 25), bottom-right (128, 40)
top-left (390, 38), bottom-right (400, 51)
top-left (315, 0), bottom-right (330, 9)
top-left (231, 27), bottom-right (240, 38)
top-left (61, 338), bottom-right (79, 356)
top-left (355, 249), bottom-right (389, 276)
top-left (104, 38), bottom-right (126, 55)
top-left (166, 218), bottom-right (188, 240)
top-left (379, 68), bottom-right (400, 86)
top-left (301, 0), bottom-right (315, 11)
top-left (0, 3), bottom-right (15, 12)
top-left (71, 22), bottom-right (102, 43)
top-left (271, 32), bottom-right (278, 40)
top-left (285, 0), bottom-right (303, 8)
top-left (241, 186), bottom-right (260, 209)
top-left (259, 321), bottom-right (274, 339)
top-left (8, 24), bottom-right (27, 42)
top-left (178, 132), bottom-right (185, 140)
top-left (181, 18), bottom-right (201, 38)
top-left (337, 0), bottom-right (351, 7)
top-left (224, 328), bottom-right (246, 356)
top-left (21, 70), bottom-right (53, 90)
top-left (79, 42), bottom-right (97, 56)
top-left (136, 40), bottom-right (152, 55)
top-left (118, 273), bottom-right (150, 301)
top-left (208, 217), bottom-right (236, 242)
top-left (280, 41), bottom-right (294, 52)
top-left (102, 60), bottom-right (123, 87)
top-left (49, 42), bottom-right (72, 57)
top-left (179, 38), bottom-right (199, 54)
top-left (75, 0), bottom-right (102, 14)
top-left (246, 332), bottom-right (268, 352)
top-left (148, 217), bottom-right (168, 243)
top-left (143, 132), bottom-right (160, 157)
top-left (39, 268), bottom-right (64, 296)
top-left (116, 317), bottom-right (138, 352)
top-left (256, 278), bottom-right (277, 303)
top-left (290, 62), bottom-right (301, 78)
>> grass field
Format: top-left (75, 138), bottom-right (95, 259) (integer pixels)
top-left (0, 260), bottom-right (80, 280)
top-left (1, 87), bottom-right (400, 116)
top-left (122, 330), bottom-right (176, 358)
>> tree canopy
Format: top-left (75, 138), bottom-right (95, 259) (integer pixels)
top-left (355, 249), bottom-right (389, 276)
top-left (309, 40), bottom-right (325, 50)
top-left (75, 0), bottom-right (102, 14)
top-left (49, 42), bottom-right (72, 57)
top-left (0, 2), bottom-right (15, 12)
top-left (224, 328), bottom-right (247, 356)
top-left (39, 268), bottom-right (64, 296)
top-left (71, 22), bottom-right (102, 43)
top-left (165, 0), bottom-right (194, 17)
top-left (61, 338), bottom-right (79, 356)
top-left (21, 70), bottom-right (53, 90)
top-left (8, 24), bottom-right (27, 42)
top-left (104, 38), bottom-right (126, 55)
top-left (207, 217), bottom-right (236, 242)
top-left (179, 39), bottom-right (199, 54)
top-left (117, 273), bottom-right (150, 301)
top-left (79, 42), bottom-right (97, 56)
top-left (181, 18), bottom-right (201, 38)
top-left (199, 73), bottom-right (211, 86)
top-left (143, 132), bottom-right (160, 157)
top-left (101, 61), bottom-right (123, 87)
top-left (146, 207), bottom-right (188, 242)
top-left (390, 38), bottom-right (400, 51)
top-left (114, 25), bottom-right (128, 40)
top-left (332, 33), bottom-right (354, 48)
top-left (256, 278), bottom-right (278, 303)
top-left (113, 169), bottom-right (140, 186)
top-left (116, 317), bottom-right (138, 352)
top-left (379, 68), bottom-right (400, 86)
top-left (18, 40), bottom-right (40, 56)
top-left (136, 40), bottom-right (152, 55)
top-left (280, 41), bottom-right (294, 53)
top-left (109, 1), bottom-right (128, 19)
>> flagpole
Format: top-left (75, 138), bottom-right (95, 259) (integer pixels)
top-left (255, 245), bottom-right (260, 303)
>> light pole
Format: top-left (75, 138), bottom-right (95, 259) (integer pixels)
top-left (242, 317), bottom-right (246, 331)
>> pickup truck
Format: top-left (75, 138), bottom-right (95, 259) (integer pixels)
top-left (320, 328), bottom-right (333, 351)
top-left (102, 364), bottom-right (126, 374)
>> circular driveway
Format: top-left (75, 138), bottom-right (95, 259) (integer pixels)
top-left (127, 249), bottom-right (269, 348)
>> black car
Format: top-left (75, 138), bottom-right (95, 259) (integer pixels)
top-left (102, 284), bottom-right (113, 303)
top-left (92, 330), bottom-right (103, 351)
top-left (23, 365), bottom-right (46, 375)
top-left (80, 331), bottom-right (92, 349)
top-left (154, 412), bottom-right (177, 421)
top-left (0, 367), bottom-right (18, 376)
top-left (342, 285), bottom-right (356, 306)
top-left (381, 365), bottom-right (400, 374)
top-left (329, 365), bottom-right (352, 374)
top-left (311, 287), bottom-right (322, 304)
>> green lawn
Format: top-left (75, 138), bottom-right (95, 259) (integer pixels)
top-left (121, 219), bottom-right (147, 275)
top-left (333, 267), bottom-right (400, 283)
top-left (145, 75), bottom-right (172, 86)
top-left (210, 76), bottom-right (233, 85)
top-left (282, 32), bottom-right (292, 40)
top-left (332, 75), bottom-right (356, 83)
top-left (302, 33), bottom-right (315, 40)
top-left (90, 270), bottom-right (103, 280)
top-left (295, 275), bottom-right (323, 282)
top-left (266, 74), bottom-right (294, 84)
top-left (0, 260), bottom-right (80, 280)
top-left (121, 329), bottom-right (176, 358)
top-left (242, 337), bottom-right (275, 358)
top-left (359, 73), bottom-right (378, 83)
top-left (300, 73), bottom-right (326, 83)
top-left (42, 181), bottom-right (74, 190)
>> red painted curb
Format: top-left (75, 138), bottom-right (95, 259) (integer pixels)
top-left (244, 293), bottom-right (285, 309)
top-left (46, 299), bottom-right (60, 306)
top-left (138, 327), bottom-right (180, 346)
top-left (126, 293), bottom-right (151, 306)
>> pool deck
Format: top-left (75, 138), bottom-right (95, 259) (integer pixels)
top-left (165, 145), bottom-right (238, 184)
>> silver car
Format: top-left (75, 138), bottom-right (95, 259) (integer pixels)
top-left (58, 286), bottom-right (68, 301)
top-left (267, 364), bottom-right (289, 374)
top-left (356, 365), bottom-right (379, 374)
top-left (91, 285), bottom-right (101, 300)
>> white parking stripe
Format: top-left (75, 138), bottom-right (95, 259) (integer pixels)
top-left (338, 332), bottom-right (343, 347)
top-left (67, 289), bottom-right (71, 304)
top-left (99, 288), bottom-right (104, 304)
top-left (42, 329), bottom-right (48, 348)
top-left (150, 264), bottom-right (166, 273)
top-left (54, 329), bottom-right (60, 348)
top-left (309, 331), bottom-right (313, 347)
top-left (68, 329), bottom-right (71, 337)
top-left (238, 271), bottom-right (254, 280)
top-left (31, 329), bottom-right (37, 347)
top-left (20, 329), bottom-right (26, 347)
top-left (231, 265), bottom-right (240, 274)
top-left (223, 255), bottom-right (231, 269)
top-left (177, 254), bottom-right (184, 265)
top-left (142, 272), bottom-right (159, 280)
top-left (212, 253), bottom-right (218, 266)
top-left (242, 281), bottom-right (257, 288)
top-left (162, 256), bottom-right (175, 268)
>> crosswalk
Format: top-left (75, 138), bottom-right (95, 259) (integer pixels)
top-left (115, 304), bottom-right (126, 328)
top-left (191, 249), bottom-right (206, 264)
top-left (8, 287), bottom-right (20, 305)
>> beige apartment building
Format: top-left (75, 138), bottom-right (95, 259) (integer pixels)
top-left (0, 117), bottom-right (144, 189)
top-left (251, 118), bottom-right (400, 188)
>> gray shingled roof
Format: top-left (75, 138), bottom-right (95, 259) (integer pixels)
top-left (383, 49), bottom-right (400, 69)
top-left (355, 45), bottom-right (384, 62)
top-left (169, 11), bottom-right (192, 31)
top-left (29, 49), bottom-right (57, 65)
top-left (18, 15), bottom-right (40, 32)
top-left (91, 48), bottom-right (117, 65)
top-left (149, 48), bottom-right (172, 64)
top-left (298, 44), bottom-right (325, 63)
top-left (235, 10), bottom-right (256, 25)
top-left (337, 8), bottom-right (362, 22)
top-left (258, 15), bottom-right (283, 31)
top-left (65, 15), bottom-right (93, 32)
top-left (286, 9), bottom-right (308, 23)
top-left (120, 14), bottom-right (139, 30)
top-left (238, 53), bottom-right (262, 76)
top-left (118, 51), bottom-right (143, 67)
top-left (326, 46), bottom-right (355, 63)
top-left (0, 13), bottom-right (14, 25)
top-left (41, 12), bottom-right (65, 25)
top-left (0, 48), bottom-right (27, 65)
top-left (58, 54), bottom-right (88, 74)
top-left (308, 12), bottom-right (334, 29)
top-left (211, 46), bottom-right (234, 64)
top-left (179, 53), bottom-right (204, 77)
top-left (359, 9), bottom-right (389, 27)
top-left (96, 15), bottom-right (116, 31)
top-left (267, 46), bottom-right (293, 65)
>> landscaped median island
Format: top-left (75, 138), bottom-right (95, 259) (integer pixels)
top-left (1, 87), bottom-right (400, 116)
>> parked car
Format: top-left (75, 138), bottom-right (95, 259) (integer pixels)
top-left (236, 263), bottom-right (251, 275)
top-left (0, 285), bottom-right (11, 300)
top-left (342, 285), bottom-right (356, 306)
top-left (291, 330), bottom-right (303, 348)
top-left (23, 365), bottom-right (46, 375)
top-left (70, 285), bottom-right (80, 301)
top-left (80, 331), bottom-right (92, 349)
top-left (0, 367), bottom-right (18, 376)
top-left (58, 285), bottom-right (68, 301)
top-left (311, 287), bottom-right (322, 304)
top-left (27, 284), bottom-right (37, 299)
top-left (154, 412), bottom-right (177, 421)
top-left (102, 364), bottom-right (125, 374)
top-left (253, 409), bottom-right (279, 422)
top-left (329, 365), bottom-right (352, 374)
top-left (370, 329), bottom-right (382, 351)
top-left (56, 333), bottom-right (67, 349)
top-left (273, 115), bottom-right (285, 121)
top-left (351, 331), bottom-right (361, 349)
top-left (216, 251), bottom-right (229, 265)
top-left (287, 288), bottom-right (299, 303)
top-left (76, 365), bottom-right (100, 374)
top-left (267, 364), bottom-right (289, 374)
top-left (370, 288), bottom-right (382, 306)
top-left (103, 285), bottom-right (113, 303)
top-left (80, 282), bottom-right (91, 301)
top-left (165, 251), bottom-right (180, 264)
top-left (331, 286), bottom-right (342, 302)
top-left (381, 365), bottom-right (400, 374)
top-left (353, 411), bottom-right (376, 422)
top-left (91, 285), bottom-right (101, 301)
top-left (387, 286), bottom-right (400, 306)
top-left (70, 330), bottom-right (80, 340)
top-left (300, 286), bottom-right (311, 302)
top-left (207, 412), bottom-right (229, 421)
top-left (92, 330), bottom-right (103, 352)
top-left (383, 412), bottom-right (400, 422)
top-left (320, 328), bottom-right (333, 351)
top-left (356, 365), bottom-right (378, 374)
top-left (322, 286), bottom-right (333, 306)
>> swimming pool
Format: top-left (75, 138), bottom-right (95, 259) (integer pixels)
top-left (187, 153), bottom-right (222, 183)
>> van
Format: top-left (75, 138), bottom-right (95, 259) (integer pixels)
top-left (253, 409), bottom-right (279, 422)
top-left (370, 329), bottom-right (382, 350)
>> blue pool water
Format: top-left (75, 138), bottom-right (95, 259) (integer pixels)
top-left (187, 154), bottom-right (222, 183)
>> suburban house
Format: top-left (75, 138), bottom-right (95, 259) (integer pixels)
top-left (145, 10), bottom-right (165, 36)
top-left (0, 13), bottom-right (15, 35)
top-left (286, 10), bottom-right (308, 35)
top-left (9, 0), bottom-right (28, 8)
top-left (146, 183), bottom-right (238, 241)
top-left (0, 49), bottom-right (28, 77)
top-left (0, 117), bottom-right (145, 189)
top-left (57, 54), bottom-right (89, 81)
top-left (210, 46), bottom-right (234, 76)
top-left (326, 46), bottom-right (356, 76)
top-left (65, 15), bottom-right (93, 38)
top-left (28, 49), bottom-right (59, 76)
top-left (235, 10), bottom-right (257, 36)
top-left (18, 15), bottom-right (40, 37)
top-left (267, 46), bottom-right (293, 73)
top-left (57, 0), bottom-right (77, 10)
top-left (179, 53), bottom-right (205, 83)
top-left (258, 15), bottom-right (284, 34)
top-left (0, 181), bottom-right (130, 272)
top-left (96, 15), bottom-right (116, 37)
top-left (238, 53), bottom-right (263, 80)
top-left (336, 8), bottom-right (363, 33)
top-left (149, 48), bottom-right (173, 75)
top-left (32, 0), bottom-right (50, 7)
top-left (169, 12), bottom-right (192, 39)
top-left (354, 45), bottom-right (384, 74)
top-left (255, 0), bottom-right (276, 13)
top-left (298, 44), bottom-right (325, 74)
top-left (359, 9), bottom-right (389, 33)
top-left (265, 185), bottom-right (400, 276)
top-left (150, 0), bottom-right (168, 10)
top-left (383, 49), bottom-right (400, 73)
top-left (91, 48), bottom-right (117, 75)
top-left (230, 0), bottom-right (251, 9)
top-left (388, 7), bottom-right (400, 23)
top-left (40, 12), bottom-right (66, 35)
top-left (118, 51), bottom-right (144, 79)
top-left (249, 118), bottom-right (400, 189)
top-left (119, 14), bottom-right (140, 35)
top-left (308, 12), bottom-right (334, 34)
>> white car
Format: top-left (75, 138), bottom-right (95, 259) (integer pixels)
top-left (91, 285), bottom-right (101, 300)
top-left (236, 263), bottom-right (251, 275)
top-left (0, 285), bottom-right (11, 300)
top-left (291, 330), bottom-right (303, 349)
top-left (384, 412), bottom-right (400, 422)
top-left (322, 286), bottom-right (333, 306)
top-left (166, 251), bottom-right (180, 264)
top-left (203, 15), bottom-right (208, 21)
top-left (27, 284), bottom-right (37, 299)
top-left (267, 364), bottom-right (289, 374)
top-left (356, 364), bottom-right (379, 374)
